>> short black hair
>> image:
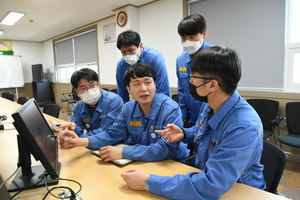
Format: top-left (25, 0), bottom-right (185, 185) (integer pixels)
top-left (178, 14), bottom-right (207, 36)
top-left (191, 46), bottom-right (241, 95)
top-left (70, 68), bottom-right (99, 89)
top-left (117, 30), bottom-right (141, 50)
top-left (123, 63), bottom-right (156, 86)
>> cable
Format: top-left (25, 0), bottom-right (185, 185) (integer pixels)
top-left (43, 186), bottom-right (75, 200)
top-left (11, 189), bottom-right (65, 199)
top-left (42, 176), bottom-right (82, 200)
top-left (0, 167), bottom-right (20, 190)
top-left (59, 178), bottom-right (82, 194)
top-left (9, 173), bottom-right (46, 200)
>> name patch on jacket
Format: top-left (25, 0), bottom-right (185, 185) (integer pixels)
top-left (178, 67), bottom-right (187, 72)
top-left (83, 118), bottom-right (90, 123)
top-left (130, 121), bottom-right (142, 126)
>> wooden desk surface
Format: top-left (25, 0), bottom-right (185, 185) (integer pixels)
top-left (0, 97), bottom-right (288, 200)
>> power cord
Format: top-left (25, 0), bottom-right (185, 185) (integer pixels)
top-left (0, 167), bottom-right (20, 191)
top-left (9, 171), bottom-right (47, 200)
top-left (43, 176), bottom-right (82, 200)
top-left (2, 169), bottom-right (82, 200)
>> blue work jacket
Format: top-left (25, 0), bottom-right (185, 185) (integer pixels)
top-left (148, 91), bottom-right (266, 200)
top-left (176, 41), bottom-right (213, 124)
top-left (71, 89), bottom-right (124, 136)
top-left (116, 46), bottom-right (171, 103)
top-left (86, 93), bottom-right (189, 161)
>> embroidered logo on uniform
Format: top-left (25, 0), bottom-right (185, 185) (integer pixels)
top-left (71, 112), bottom-right (74, 117)
top-left (130, 121), bottom-right (142, 126)
top-left (199, 119), bottom-right (203, 129)
top-left (178, 67), bottom-right (187, 72)
top-left (83, 118), bottom-right (90, 123)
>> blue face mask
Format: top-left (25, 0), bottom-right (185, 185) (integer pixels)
top-left (189, 82), bottom-right (211, 103)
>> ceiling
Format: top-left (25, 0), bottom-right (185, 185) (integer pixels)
top-left (0, 0), bottom-right (155, 42)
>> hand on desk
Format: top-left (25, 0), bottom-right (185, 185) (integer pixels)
top-left (59, 122), bottom-right (76, 131)
top-left (58, 130), bottom-right (89, 148)
top-left (155, 124), bottom-right (184, 143)
top-left (99, 146), bottom-right (123, 162)
top-left (121, 168), bottom-right (149, 191)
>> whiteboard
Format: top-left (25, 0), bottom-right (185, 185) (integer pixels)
top-left (0, 55), bottom-right (24, 88)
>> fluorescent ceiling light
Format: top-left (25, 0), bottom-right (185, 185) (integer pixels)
top-left (0, 12), bottom-right (25, 25)
top-left (0, 30), bottom-right (4, 35)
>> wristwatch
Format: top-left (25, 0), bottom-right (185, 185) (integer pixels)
top-left (143, 176), bottom-right (150, 191)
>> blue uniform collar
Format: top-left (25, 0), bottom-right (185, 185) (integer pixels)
top-left (208, 91), bottom-right (240, 130)
top-left (132, 93), bottom-right (159, 120)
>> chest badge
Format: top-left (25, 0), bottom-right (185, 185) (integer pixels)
top-left (151, 133), bottom-right (156, 139)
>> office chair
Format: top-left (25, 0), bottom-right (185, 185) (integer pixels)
top-left (111, 88), bottom-right (118, 94)
top-left (277, 102), bottom-right (300, 150)
top-left (179, 149), bottom-right (196, 166)
top-left (43, 104), bottom-right (61, 118)
top-left (102, 88), bottom-right (109, 91)
top-left (61, 88), bottom-right (80, 113)
top-left (171, 94), bottom-right (179, 103)
top-left (17, 96), bottom-right (29, 105)
top-left (1, 92), bottom-right (11, 99)
top-left (60, 95), bottom-right (69, 109)
top-left (246, 99), bottom-right (279, 140)
top-left (7, 93), bottom-right (16, 102)
top-left (261, 140), bottom-right (287, 195)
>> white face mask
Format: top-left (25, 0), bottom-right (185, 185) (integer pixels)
top-left (182, 40), bottom-right (202, 54)
top-left (123, 54), bottom-right (139, 65)
top-left (80, 88), bottom-right (101, 105)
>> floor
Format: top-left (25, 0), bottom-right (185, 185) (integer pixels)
top-left (57, 107), bottom-right (300, 200)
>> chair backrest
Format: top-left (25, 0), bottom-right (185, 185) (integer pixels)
top-left (261, 141), bottom-right (287, 194)
top-left (171, 94), bottom-right (179, 103)
top-left (1, 92), bottom-right (11, 99)
top-left (71, 87), bottom-right (80, 101)
top-left (43, 104), bottom-right (61, 118)
top-left (7, 93), bottom-right (16, 102)
top-left (286, 102), bottom-right (300, 135)
top-left (247, 99), bottom-right (279, 131)
top-left (17, 96), bottom-right (29, 105)
top-left (111, 88), bottom-right (118, 94)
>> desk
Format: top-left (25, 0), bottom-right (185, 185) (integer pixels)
top-left (0, 97), bottom-right (288, 200)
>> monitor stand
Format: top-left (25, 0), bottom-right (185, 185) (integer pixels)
top-left (8, 162), bottom-right (61, 192)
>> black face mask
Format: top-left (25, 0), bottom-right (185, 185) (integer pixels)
top-left (189, 82), bottom-right (211, 103)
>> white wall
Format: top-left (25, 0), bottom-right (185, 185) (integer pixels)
top-left (138, 0), bottom-right (183, 87)
top-left (96, 0), bottom-right (183, 87)
top-left (12, 41), bottom-right (43, 83)
top-left (11, 0), bottom-right (184, 87)
top-left (42, 40), bottom-right (55, 82)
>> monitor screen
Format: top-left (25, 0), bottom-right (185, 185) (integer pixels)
top-left (8, 98), bottom-right (60, 192)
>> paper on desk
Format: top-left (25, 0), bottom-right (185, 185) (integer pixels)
top-left (46, 118), bottom-right (62, 132)
top-left (92, 144), bottom-right (133, 166)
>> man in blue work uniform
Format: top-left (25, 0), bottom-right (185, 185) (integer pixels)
top-left (176, 14), bottom-right (213, 127)
top-left (121, 46), bottom-right (266, 200)
top-left (59, 68), bottom-right (124, 137)
top-left (116, 30), bottom-right (170, 103)
top-left (59, 63), bottom-right (189, 162)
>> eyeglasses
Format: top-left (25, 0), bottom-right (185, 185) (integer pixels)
top-left (189, 75), bottom-right (212, 80)
top-left (78, 82), bottom-right (98, 94)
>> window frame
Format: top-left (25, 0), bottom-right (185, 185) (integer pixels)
top-left (54, 28), bottom-right (98, 83)
top-left (285, 0), bottom-right (300, 91)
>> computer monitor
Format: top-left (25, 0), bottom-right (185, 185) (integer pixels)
top-left (8, 98), bottom-right (60, 192)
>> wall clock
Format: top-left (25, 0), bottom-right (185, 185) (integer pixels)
top-left (116, 11), bottom-right (127, 27)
